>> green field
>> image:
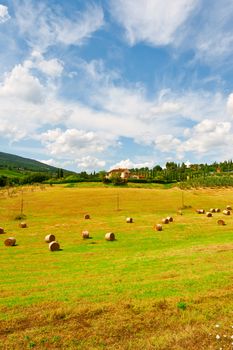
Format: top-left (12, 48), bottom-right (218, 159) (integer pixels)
top-left (0, 185), bottom-right (233, 349)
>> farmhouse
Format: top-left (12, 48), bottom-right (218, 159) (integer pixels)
top-left (106, 168), bottom-right (130, 179)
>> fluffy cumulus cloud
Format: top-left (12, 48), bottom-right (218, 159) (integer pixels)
top-left (40, 128), bottom-right (116, 159)
top-left (109, 0), bottom-right (198, 46)
top-left (0, 4), bottom-right (10, 23)
top-left (109, 159), bottom-right (154, 170)
top-left (0, 64), bottom-right (45, 104)
top-left (180, 120), bottom-right (232, 155)
top-left (14, 0), bottom-right (104, 51)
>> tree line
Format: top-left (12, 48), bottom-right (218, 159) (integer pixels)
top-left (1, 160), bottom-right (233, 187)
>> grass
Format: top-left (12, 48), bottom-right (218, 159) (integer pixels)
top-left (0, 184), bottom-right (233, 349)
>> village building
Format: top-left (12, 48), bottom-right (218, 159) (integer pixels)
top-left (106, 168), bottom-right (131, 180)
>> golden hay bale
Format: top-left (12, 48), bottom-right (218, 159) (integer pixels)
top-left (4, 237), bottom-right (16, 246)
top-left (166, 216), bottom-right (173, 222)
top-left (215, 208), bottom-right (220, 212)
top-left (126, 217), bottom-right (133, 223)
top-left (84, 214), bottom-right (90, 219)
top-left (82, 230), bottom-right (89, 239)
top-left (209, 208), bottom-right (215, 213)
top-left (49, 241), bottom-right (60, 251)
top-left (222, 209), bottom-right (230, 215)
top-left (217, 219), bottom-right (225, 225)
top-left (19, 222), bottom-right (27, 228)
top-left (155, 224), bottom-right (162, 231)
top-left (196, 209), bottom-right (205, 214)
top-left (45, 234), bottom-right (56, 243)
top-left (162, 218), bottom-right (169, 224)
top-left (226, 205), bottom-right (232, 210)
top-left (177, 210), bottom-right (183, 215)
top-left (0, 227), bottom-right (4, 234)
top-left (105, 232), bottom-right (115, 241)
top-left (206, 212), bottom-right (212, 217)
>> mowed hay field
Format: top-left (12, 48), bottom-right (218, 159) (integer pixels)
top-left (0, 185), bottom-right (233, 350)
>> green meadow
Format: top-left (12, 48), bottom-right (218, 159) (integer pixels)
top-left (0, 184), bottom-right (233, 349)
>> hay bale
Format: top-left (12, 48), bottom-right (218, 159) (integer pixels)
top-left (84, 214), bottom-right (90, 219)
top-left (82, 230), bottom-right (89, 239)
top-left (4, 237), bottom-right (16, 246)
top-left (209, 208), bottom-right (215, 213)
top-left (0, 227), bottom-right (4, 234)
top-left (45, 234), bottom-right (56, 243)
top-left (226, 205), bottom-right (232, 210)
top-left (166, 216), bottom-right (173, 222)
top-left (217, 219), bottom-right (225, 225)
top-left (19, 222), bottom-right (27, 228)
top-left (215, 208), bottom-right (220, 212)
top-left (177, 210), bottom-right (183, 215)
top-left (126, 217), bottom-right (133, 223)
top-left (206, 212), bottom-right (212, 217)
top-left (222, 209), bottom-right (230, 215)
top-left (105, 232), bottom-right (115, 241)
top-left (49, 241), bottom-right (60, 251)
top-left (196, 209), bottom-right (205, 214)
top-left (155, 224), bottom-right (162, 231)
top-left (162, 218), bottom-right (169, 224)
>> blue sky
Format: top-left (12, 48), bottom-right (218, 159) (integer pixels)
top-left (0, 0), bottom-right (233, 172)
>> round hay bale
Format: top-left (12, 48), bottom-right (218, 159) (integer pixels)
top-left (0, 227), bottom-right (4, 234)
top-left (82, 230), bottom-right (89, 239)
top-left (166, 216), bottom-right (173, 222)
top-left (217, 219), bottom-right (225, 225)
top-left (84, 214), bottom-right (90, 219)
top-left (222, 209), bottom-right (230, 215)
top-left (226, 205), bottom-right (232, 210)
top-left (209, 208), bottom-right (215, 213)
top-left (206, 212), bottom-right (212, 217)
top-left (177, 210), bottom-right (183, 215)
top-left (4, 237), bottom-right (16, 246)
top-left (215, 208), bottom-right (220, 212)
top-left (155, 224), bottom-right (162, 231)
top-left (105, 232), bottom-right (115, 241)
top-left (19, 222), bottom-right (27, 228)
top-left (126, 217), bottom-right (133, 223)
top-left (162, 218), bottom-right (169, 224)
top-left (196, 209), bottom-right (205, 214)
top-left (45, 234), bottom-right (56, 243)
top-left (49, 241), bottom-right (60, 251)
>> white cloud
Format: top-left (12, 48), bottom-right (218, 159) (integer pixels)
top-left (41, 156), bottom-right (105, 171)
top-left (193, 1), bottom-right (233, 63)
top-left (109, 0), bottom-right (198, 46)
top-left (154, 134), bottom-right (182, 153)
top-left (180, 120), bottom-right (232, 155)
top-left (109, 158), bottom-right (154, 170)
top-left (0, 64), bottom-right (45, 104)
top-left (14, 1), bottom-right (104, 52)
top-left (74, 156), bottom-right (106, 170)
top-left (0, 4), bottom-right (10, 23)
top-left (227, 93), bottom-right (233, 116)
top-left (30, 51), bottom-right (64, 77)
top-left (40, 128), bottom-right (116, 158)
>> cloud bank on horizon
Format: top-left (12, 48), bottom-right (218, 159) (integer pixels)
top-left (0, 0), bottom-right (233, 171)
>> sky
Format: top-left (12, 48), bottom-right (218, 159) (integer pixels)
top-left (0, 0), bottom-right (233, 172)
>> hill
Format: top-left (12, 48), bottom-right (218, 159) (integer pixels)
top-left (0, 151), bottom-right (69, 175)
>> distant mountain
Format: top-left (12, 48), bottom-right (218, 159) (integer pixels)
top-left (0, 151), bottom-right (70, 174)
